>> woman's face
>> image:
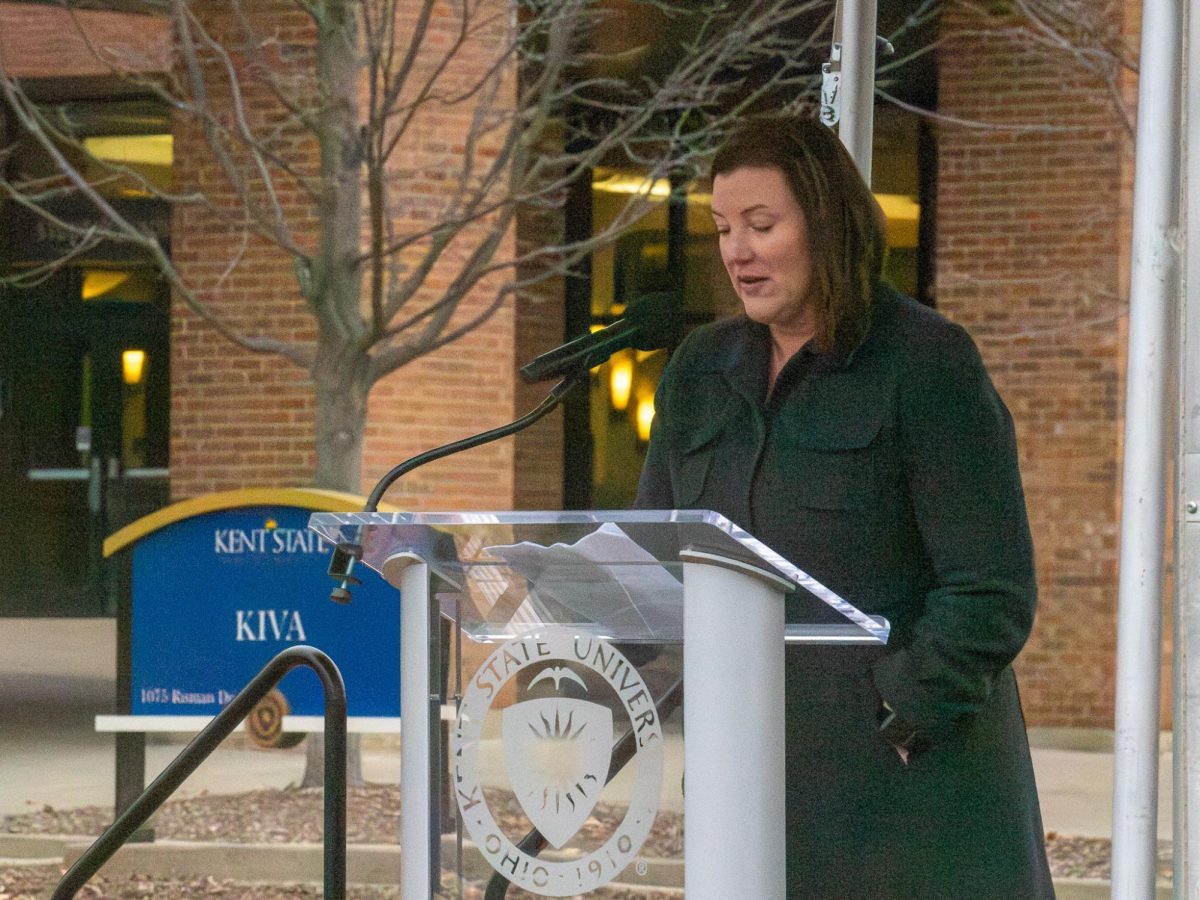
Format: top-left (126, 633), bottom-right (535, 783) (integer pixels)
top-left (711, 166), bottom-right (813, 333)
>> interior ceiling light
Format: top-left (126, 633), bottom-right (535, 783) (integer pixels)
top-left (591, 170), bottom-right (918, 225)
top-left (81, 270), bottom-right (130, 300)
top-left (83, 134), bottom-right (174, 168)
top-left (874, 193), bottom-right (921, 248)
top-left (592, 169), bottom-right (673, 199)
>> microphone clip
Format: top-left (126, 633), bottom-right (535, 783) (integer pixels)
top-left (327, 540), bottom-right (363, 604)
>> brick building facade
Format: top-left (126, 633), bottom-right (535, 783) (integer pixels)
top-left (168, 1), bottom-right (548, 511)
top-left (935, 4), bottom-right (1139, 726)
top-left (0, 3), bottom-right (169, 79)
top-left (0, 0), bottom-right (1150, 728)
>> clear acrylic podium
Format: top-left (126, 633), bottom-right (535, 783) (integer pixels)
top-left (308, 510), bottom-right (888, 899)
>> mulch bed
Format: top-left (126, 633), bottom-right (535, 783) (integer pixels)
top-left (1042, 831), bottom-right (1173, 882)
top-left (0, 786), bottom-right (682, 857)
top-left (1, 786), bottom-right (1163, 897)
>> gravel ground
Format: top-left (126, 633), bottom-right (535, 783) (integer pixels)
top-left (1, 786), bottom-right (1161, 897)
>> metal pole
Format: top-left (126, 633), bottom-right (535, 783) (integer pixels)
top-left (1112, 0), bottom-right (1183, 893)
top-left (683, 559), bottom-right (786, 899)
top-left (1174, 0), bottom-right (1198, 895)
top-left (837, 0), bottom-right (878, 185)
top-left (396, 556), bottom-right (432, 899)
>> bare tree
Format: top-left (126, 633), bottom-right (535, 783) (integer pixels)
top-left (0, 0), bottom-right (836, 496)
top-left (0, 0), bottom-right (1142, 488)
top-left (0, 0), bottom-right (841, 787)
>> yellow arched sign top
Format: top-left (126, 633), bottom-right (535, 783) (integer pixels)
top-left (103, 487), bottom-right (399, 558)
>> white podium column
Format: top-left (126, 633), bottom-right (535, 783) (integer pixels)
top-left (682, 554), bottom-right (787, 899)
top-left (384, 553), bottom-right (431, 899)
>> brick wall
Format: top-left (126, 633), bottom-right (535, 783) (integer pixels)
top-left (0, 3), bottom-right (169, 78)
top-left (512, 204), bottom-right (567, 511)
top-left (170, 3), bottom-right (322, 499)
top-left (169, 1), bottom-right (562, 510)
top-left (935, 3), bottom-right (1134, 726)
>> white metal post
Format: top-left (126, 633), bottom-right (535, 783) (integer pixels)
top-left (1174, 0), bottom-right (1199, 895)
top-left (682, 558), bottom-right (787, 899)
top-left (1112, 0), bottom-right (1183, 893)
top-left (384, 553), bottom-right (431, 898)
top-left (837, 0), bottom-right (878, 185)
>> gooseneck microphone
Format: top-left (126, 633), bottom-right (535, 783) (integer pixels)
top-left (518, 291), bottom-right (682, 383)
top-left (327, 292), bottom-right (682, 602)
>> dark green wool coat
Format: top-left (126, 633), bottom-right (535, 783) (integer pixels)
top-left (636, 287), bottom-right (1054, 899)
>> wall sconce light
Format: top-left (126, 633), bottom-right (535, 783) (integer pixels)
top-left (122, 349), bottom-right (146, 386)
top-left (82, 269), bottom-right (130, 300)
top-left (636, 397), bottom-right (655, 443)
top-left (610, 355), bottom-right (634, 412)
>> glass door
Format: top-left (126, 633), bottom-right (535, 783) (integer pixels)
top-left (0, 271), bottom-right (169, 615)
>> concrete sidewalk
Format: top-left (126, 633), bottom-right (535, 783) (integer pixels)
top-left (0, 618), bottom-right (1171, 840)
top-left (0, 618), bottom-right (401, 817)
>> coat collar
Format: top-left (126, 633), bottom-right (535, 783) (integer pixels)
top-left (697, 284), bottom-right (892, 402)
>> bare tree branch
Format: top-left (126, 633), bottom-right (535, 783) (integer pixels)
top-left (946, 0), bottom-right (1136, 134)
top-left (173, 0), bottom-right (313, 258)
top-left (1, 0), bottom-right (1136, 493)
top-left (878, 88), bottom-right (1113, 133)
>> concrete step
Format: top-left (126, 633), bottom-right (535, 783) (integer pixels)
top-left (33, 837), bottom-right (1176, 897)
top-left (0, 833), bottom-right (89, 858)
top-left (1054, 879), bottom-right (1171, 900)
top-left (0, 856), bottom-right (60, 866)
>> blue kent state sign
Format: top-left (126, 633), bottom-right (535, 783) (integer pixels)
top-left (130, 504), bottom-right (399, 717)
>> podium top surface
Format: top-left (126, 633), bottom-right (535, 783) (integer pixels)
top-left (309, 510), bottom-right (887, 644)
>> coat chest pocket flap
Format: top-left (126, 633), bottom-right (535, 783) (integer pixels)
top-left (783, 390), bottom-right (888, 510)
top-left (674, 416), bottom-right (729, 508)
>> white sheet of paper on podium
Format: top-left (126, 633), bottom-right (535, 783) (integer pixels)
top-left (480, 522), bottom-right (685, 639)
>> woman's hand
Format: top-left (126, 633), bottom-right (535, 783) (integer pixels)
top-left (878, 700), bottom-right (917, 764)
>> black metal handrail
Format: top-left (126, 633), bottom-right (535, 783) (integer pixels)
top-left (52, 645), bottom-right (348, 900)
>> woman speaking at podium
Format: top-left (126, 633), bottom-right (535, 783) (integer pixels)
top-left (636, 117), bottom-right (1054, 899)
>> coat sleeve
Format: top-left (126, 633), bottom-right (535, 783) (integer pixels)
top-left (634, 369), bottom-right (676, 510)
top-left (869, 322), bottom-right (1037, 744)
top-left (635, 324), bottom-right (711, 510)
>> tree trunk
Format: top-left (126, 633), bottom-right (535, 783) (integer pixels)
top-left (304, 733), bottom-right (365, 790)
top-left (298, 0), bottom-right (368, 790)
top-left (302, 360), bottom-right (371, 789)
top-left (312, 361), bottom-right (370, 494)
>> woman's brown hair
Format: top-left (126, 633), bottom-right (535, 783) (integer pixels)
top-left (710, 116), bottom-right (885, 354)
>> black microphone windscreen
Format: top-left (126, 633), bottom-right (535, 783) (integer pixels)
top-left (518, 292), bottom-right (683, 383)
top-left (624, 291), bottom-right (683, 351)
